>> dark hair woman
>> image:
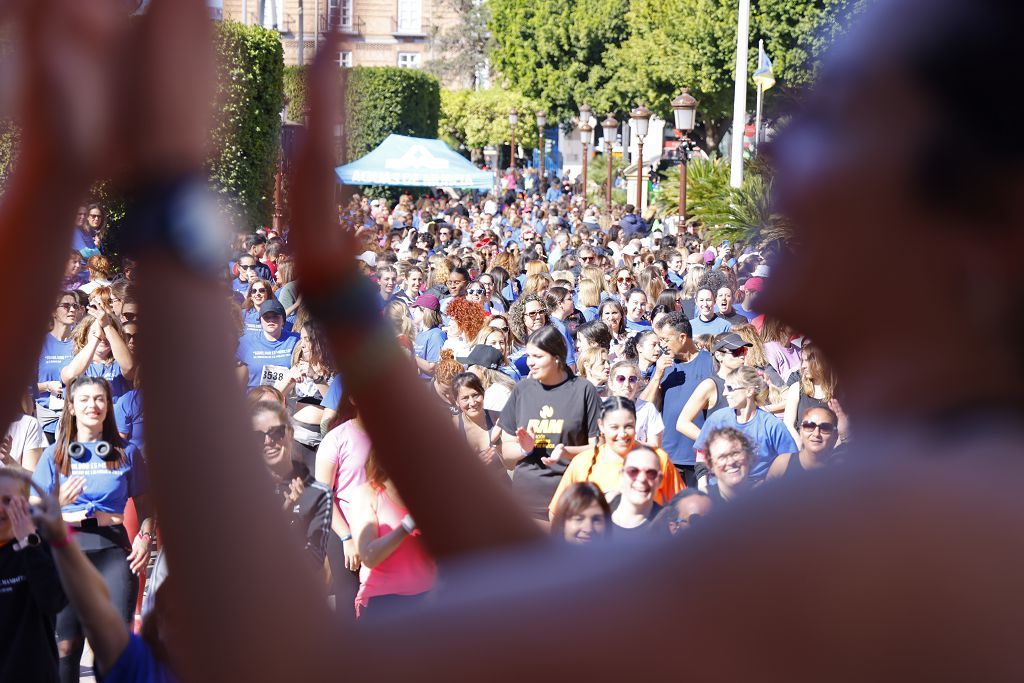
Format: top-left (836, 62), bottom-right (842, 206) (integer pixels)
top-left (549, 482), bottom-right (611, 544)
top-left (275, 321), bottom-right (335, 471)
top-left (348, 451), bottom-right (436, 618)
top-left (451, 372), bottom-right (504, 473)
top-left (30, 376), bottom-right (153, 681)
top-left (241, 278), bottom-right (280, 335)
top-left (498, 326), bottom-right (601, 520)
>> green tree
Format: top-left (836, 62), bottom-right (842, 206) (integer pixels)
top-left (440, 88), bottom-right (541, 162)
top-left (487, 0), bottom-right (629, 122)
top-left (594, 0), bottom-right (867, 151)
top-left (346, 67), bottom-right (441, 160)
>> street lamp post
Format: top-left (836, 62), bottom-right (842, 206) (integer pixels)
top-left (508, 108), bottom-right (519, 170)
top-left (536, 110), bottom-right (547, 184)
top-left (578, 104), bottom-right (593, 213)
top-left (671, 87), bottom-right (698, 228)
top-left (602, 114), bottom-right (618, 210)
top-left (630, 103), bottom-right (652, 212)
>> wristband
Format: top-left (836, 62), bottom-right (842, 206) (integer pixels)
top-left (338, 533), bottom-right (353, 543)
top-left (400, 514), bottom-right (416, 534)
top-left (50, 525), bottom-right (77, 550)
top-left (122, 174), bottom-right (234, 278)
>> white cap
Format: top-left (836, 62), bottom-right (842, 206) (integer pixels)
top-left (753, 264), bottom-right (771, 278)
top-left (356, 251), bottom-right (377, 268)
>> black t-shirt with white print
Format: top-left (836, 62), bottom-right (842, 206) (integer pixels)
top-left (499, 374), bottom-right (601, 519)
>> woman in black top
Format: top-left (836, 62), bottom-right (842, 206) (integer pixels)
top-left (499, 326), bottom-right (600, 520)
top-left (767, 406), bottom-right (842, 481)
top-left (606, 446), bottom-right (663, 537)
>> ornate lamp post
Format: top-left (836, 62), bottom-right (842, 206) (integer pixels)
top-left (630, 103), bottom-right (652, 211)
top-left (671, 87), bottom-right (698, 228)
top-left (578, 104), bottom-right (593, 213)
top-left (601, 114), bottom-right (618, 210)
top-left (508, 108), bottom-right (519, 170)
top-left (535, 109), bottom-right (547, 183)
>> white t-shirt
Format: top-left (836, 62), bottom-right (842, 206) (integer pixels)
top-left (635, 400), bottom-right (665, 445)
top-left (4, 414), bottom-right (47, 465)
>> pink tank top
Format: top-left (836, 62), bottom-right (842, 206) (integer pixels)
top-left (354, 488), bottom-right (436, 614)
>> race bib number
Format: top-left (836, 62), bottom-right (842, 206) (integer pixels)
top-left (48, 394), bottom-right (65, 410)
top-left (260, 364), bottom-right (289, 386)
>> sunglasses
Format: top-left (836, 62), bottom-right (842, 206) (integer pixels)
top-left (123, 333), bottom-right (136, 343)
top-left (466, 288), bottom-right (485, 295)
top-left (721, 346), bottom-right (748, 358)
top-left (238, 264), bottom-right (255, 270)
top-left (617, 277), bottom-right (633, 283)
top-left (251, 288), bottom-right (269, 295)
top-left (88, 214), bottom-right (103, 219)
top-left (623, 466), bottom-right (660, 483)
top-left (800, 420), bottom-right (837, 435)
top-left (614, 375), bottom-right (639, 385)
top-left (254, 425), bottom-right (288, 442)
top-left (525, 310), bottom-right (547, 318)
top-left (671, 513), bottom-right (703, 527)
top-left (122, 312), bottom-right (138, 323)
top-left (580, 256), bottom-right (595, 262)
top-left (724, 384), bottom-right (751, 394)
top-left (58, 302), bottom-right (82, 311)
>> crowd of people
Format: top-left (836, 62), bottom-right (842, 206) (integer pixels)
top-left (3, 155), bottom-right (849, 680)
top-left (2, 0), bottom-right (1020, 680)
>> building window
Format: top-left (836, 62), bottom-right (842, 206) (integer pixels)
top-left (396, 0), bottom-right (421, 34)
top-left (338, 51), bottom-right (353, 68)
top-left (397, 52), bottom-right (421, 69)
top-left (329, 0), bottom-right (353, 30)
top-left (261, 0), bottom-right (284, 29)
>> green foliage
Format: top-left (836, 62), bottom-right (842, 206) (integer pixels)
top-left (440, 88), bottom-right (542, 155)
top-left (488, 0), bottom-right (865, 147)
top-left (208, 20), bottom-right (286, 230)
top-left (346, 67), bottom-right (441, 161)
top-left (586, 152), bottom-right (629, 208)
top-left (487, 0), bottom-right (630, 122)
top-left (282, 65), bottom-right (309, 123)
top-left (655, 157), bottom-right (790, 245)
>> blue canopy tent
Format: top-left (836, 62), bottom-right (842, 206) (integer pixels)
top-left (335, 134), bottom-right (493, 190)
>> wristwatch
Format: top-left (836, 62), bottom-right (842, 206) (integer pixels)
top-left (15, 532), bottom-right (41, 551)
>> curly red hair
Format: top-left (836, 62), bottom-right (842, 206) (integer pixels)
top-left (446, 296), bottom-right (487, 340)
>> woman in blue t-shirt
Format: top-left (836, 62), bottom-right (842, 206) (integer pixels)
top-left (61, 312), bottom-right (135, 403)
top-left (240, 278), bottom-right (278, 335)
top-left (31, 376), bottom-right (153, 682)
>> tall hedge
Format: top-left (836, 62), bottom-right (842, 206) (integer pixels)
top-left (209, 21), bottom-right (285, 230)
top-left (346, 67), bottom-right (440, 160)
top-left (0, 121), bottom-right (17, 188)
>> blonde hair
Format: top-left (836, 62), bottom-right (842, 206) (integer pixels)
top-left (523, 272), bottom-right (553, 296)
top-left (577, 279), bottom-right (601, 308)
top-left (727, 366), bottom-right (769, 406)
top-left (385, 300), bottom-right (415, 338)
top-left (525, 259), bottom-right (549, 277)
top-left (682, 266), bottom-right (706, 299)
top-left (576, 347), bottom-right (608, 382)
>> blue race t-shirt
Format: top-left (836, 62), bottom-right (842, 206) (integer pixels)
top-left (32, 442), bottom-right (146, 516)
top-left (688, 315), bottom-right (733, 337)
top-left (320, 375), bottom-right (343, 412)
top-left (100, 633), bottom-right (177, 683)
top-left (86, 361), bottom-right (131, 403)
top-left (694, 406), bottom-right (799, 479)
top-left (235, 331), bottom-right (300, 389)
top-left (659, 350), bottom-right (715, 466)
top-left (36, 334), bottom-right (73, 407)
top-left (414, 327), bottom-right (446, 378)
top-left (549, 318), bottom-right (577, 368)
top-left (114, 389), bottom-right (144, 453)
top-left (625, 318), bottom-right (653, 332)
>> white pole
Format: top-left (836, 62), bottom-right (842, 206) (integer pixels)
top-left (298, 0), bottom-right (304, 66)
top-left (314, 0), bottom-right (320, 55)
top-left (729, 0), bottom-right (751, 188)
top-left (242, 0), bottom-right (248, 24)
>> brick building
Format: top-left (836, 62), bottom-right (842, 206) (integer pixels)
top-left (220, 0), bottom-right (460, 79)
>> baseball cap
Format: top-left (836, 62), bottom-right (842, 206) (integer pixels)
top-left (712, 333), bottom-right (752, 353)
top-left (743, 277), bottom-right (764, 293)
top-left (258, 300), bottom-right (286, 318)
top-left (457, 344), bottom-right (503, 370)
top-left (356, 251), bottom-right (377, 268)
top-left (753, 264), bottom-right (771, 278)
top-left (410, 294), bottom-right (441, 311)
